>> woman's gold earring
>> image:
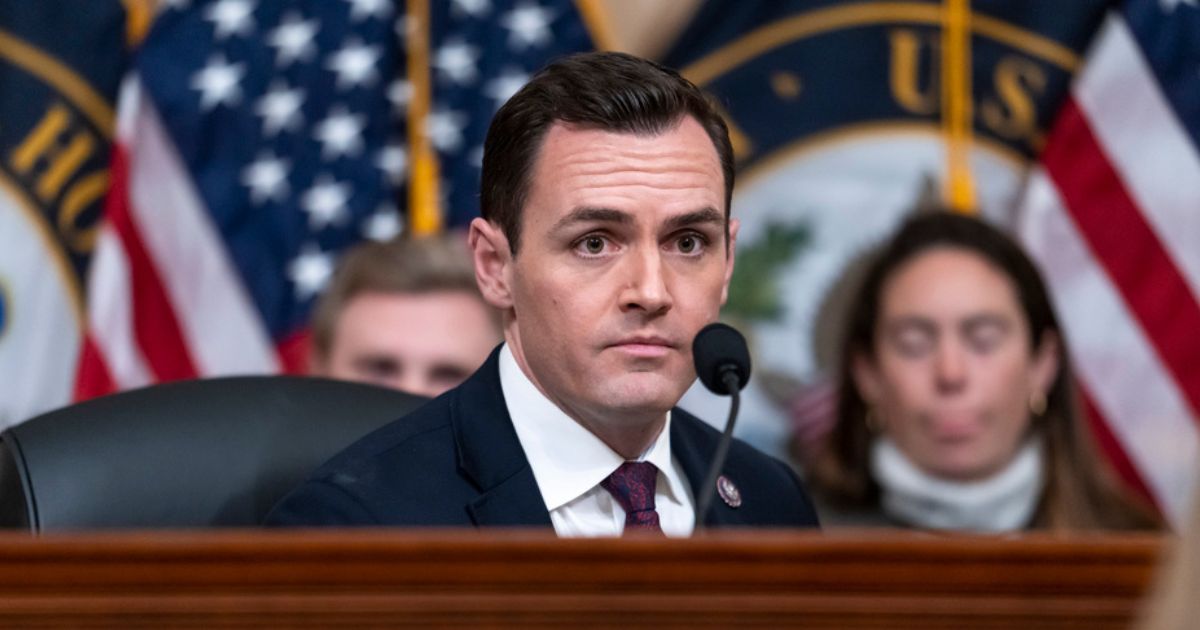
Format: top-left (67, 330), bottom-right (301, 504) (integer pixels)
top-left (1029, 392), bottom-right (1047, 417)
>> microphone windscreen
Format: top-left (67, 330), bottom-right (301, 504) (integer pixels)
top-left (692, 323), bottom-right (751, 395)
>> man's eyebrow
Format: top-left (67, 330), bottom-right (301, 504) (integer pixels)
top-left (550, 206), bottom-right (633, 232)
top-left (663, 207), bottom-right (723, 232)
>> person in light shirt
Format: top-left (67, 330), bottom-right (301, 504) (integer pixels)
top-left (267, 51), bottom-right (819, 535)
top-left (804, 211), bottom-right (1158, 531)
top-left (308, 235), bottom-right (499, 399)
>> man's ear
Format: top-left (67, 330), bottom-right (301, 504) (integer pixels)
top-left (468, 217), bottom-right (515, 309)
top-left (719, 217), bottom-right (740, 305)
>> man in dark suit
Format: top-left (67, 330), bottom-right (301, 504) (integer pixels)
top-left (267, 51), bottom-right (818, 534)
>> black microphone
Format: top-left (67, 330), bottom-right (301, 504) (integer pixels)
top-left (693, 323), bottom-right (751, 395)
top-left (691, 322), bottom-right (751, 531)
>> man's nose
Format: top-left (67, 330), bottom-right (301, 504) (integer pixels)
top-left (620, 247), bottom-right (673, 316)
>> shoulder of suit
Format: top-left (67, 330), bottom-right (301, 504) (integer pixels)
top-left (670, 406), bottom-right (716, 435)
top-left (309, 389), bottom-right (457, 477)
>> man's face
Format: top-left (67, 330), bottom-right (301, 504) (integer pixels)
top-left (316, 290), bottom-right (499, 398)
top-left (501, 117), bottom-right (737, 426)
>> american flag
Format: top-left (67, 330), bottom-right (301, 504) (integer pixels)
top-left (72, 0), bottom-right (594, 403)
top-left (1016, 0), bottom-right (1200, 525)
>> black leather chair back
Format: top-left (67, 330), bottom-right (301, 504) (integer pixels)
top-left (0, 376), bottom-right (425, 531)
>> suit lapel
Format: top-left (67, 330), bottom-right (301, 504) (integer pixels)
top-left (671, 409), bottom-right (742, 527)
top-left (452, 347), bottom-right (553, 528)
top-left (465, 466), bottom-right (552, 527)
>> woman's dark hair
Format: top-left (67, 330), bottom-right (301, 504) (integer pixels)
top-left (480, 51), bottom-right (734, 255)
top-left (807, 210), bottom-right (1159, 530)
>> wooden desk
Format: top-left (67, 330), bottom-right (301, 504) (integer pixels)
top-left (0, 530), bottom-right (1163, 628)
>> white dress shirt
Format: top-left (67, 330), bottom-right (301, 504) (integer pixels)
top-left (499, 344), bottom-right (695, 537)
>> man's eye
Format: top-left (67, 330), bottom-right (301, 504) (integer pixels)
top-left (430, 366), bottom-right (470, 387)
top-left (576, 235), bottom-right (608, 255)
top-left (356, 358), bottom-right (399, 379)
top-left (674, 232), bottom-right (707, 255)
top-left (678, 235), bottom-right (698, 254)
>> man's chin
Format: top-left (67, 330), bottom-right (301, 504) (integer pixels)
top-left (598, 372), bottom-right (687, 414)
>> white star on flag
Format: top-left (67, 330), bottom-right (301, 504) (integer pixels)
top-left (501, 2), bottom-right (555, 49)
top-left (301, 176), bottom-right (351, 230)
top-left (425, 109), bottom-right (469, 153)
top-left (363, 204), bottom-right (403, 241)
top-left (394, 14), bottom-right (415, 39)
top-left (452, 0), bottom-right (492, 18)
top-left (484, 68), bottom-right (529, 108)
top-left (388, 79), bottom-right (413, 111)
top-left (376, 143), bottom-right (409, 184)
top-left (327, 39), bottom-right (383, 89)
top-left (204, 0), bottom-right (256, 39)
top-left (288, 244), bottom-right (335, 300)
top-left (314, 108), bottom-right (367, 159)
top-left (241, 152), bottom-right (291, 204)
top-left (434, 39), bottom-right (482, 85)
top-left (255, 83), bottom-right (305, 135)
top-left (268, 12), bottom-right (319, 66)
top-left (191, 54), bottom-right (245, 110)
top-left (1160, 0), bottom-right (1198, 10)
top-left (345, 0), bottom-right (393, 21)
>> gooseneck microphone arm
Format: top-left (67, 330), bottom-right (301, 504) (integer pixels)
top-left (690, 323), bottom-right (751, 533)
top-left (693, 369), bottom-right (741, 532)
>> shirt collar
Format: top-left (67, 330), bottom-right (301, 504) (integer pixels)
top-left (499, 344), bottom-right (687, 511)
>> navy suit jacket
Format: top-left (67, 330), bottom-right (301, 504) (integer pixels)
top-left (266, 348), bottom-right (819, 529)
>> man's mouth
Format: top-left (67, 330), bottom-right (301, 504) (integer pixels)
top-left (609, 335), bottom-right (676, 358)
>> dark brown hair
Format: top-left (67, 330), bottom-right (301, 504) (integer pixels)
top-left (807, 210), bottom-right (1160, 530)
top-left (480, 51), bottom-right (734, 254)
top-left (310, 235), bottom-right (493, 362)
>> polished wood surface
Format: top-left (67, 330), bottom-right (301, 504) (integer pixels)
top-left (0, 530), bottom-right (1163, 628)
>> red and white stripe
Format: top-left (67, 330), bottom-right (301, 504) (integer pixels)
top-left (1016, 14), bottom-right (1200, 527)
top-left (77, 77), bottom-right (278, 398)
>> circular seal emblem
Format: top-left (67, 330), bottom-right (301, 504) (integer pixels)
top-left (717, 474), bottom-right (742, 508)
top-left (667, 5), bottom-right (1093, 458)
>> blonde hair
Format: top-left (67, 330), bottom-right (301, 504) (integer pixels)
top-left (310, 234), bottom-right (493, 362)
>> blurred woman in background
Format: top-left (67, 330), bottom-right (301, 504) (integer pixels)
top-left (805, 211), bottom-right (1158, 531)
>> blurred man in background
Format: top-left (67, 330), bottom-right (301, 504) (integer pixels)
top-left (308, 236), bottom-right (501, 398)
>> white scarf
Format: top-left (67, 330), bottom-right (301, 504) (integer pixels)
top-left (870, 437), bottom-right (1045, 532)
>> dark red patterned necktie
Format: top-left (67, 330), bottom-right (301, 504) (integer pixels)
top-left (600, 461), bottom-right (663, 535)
